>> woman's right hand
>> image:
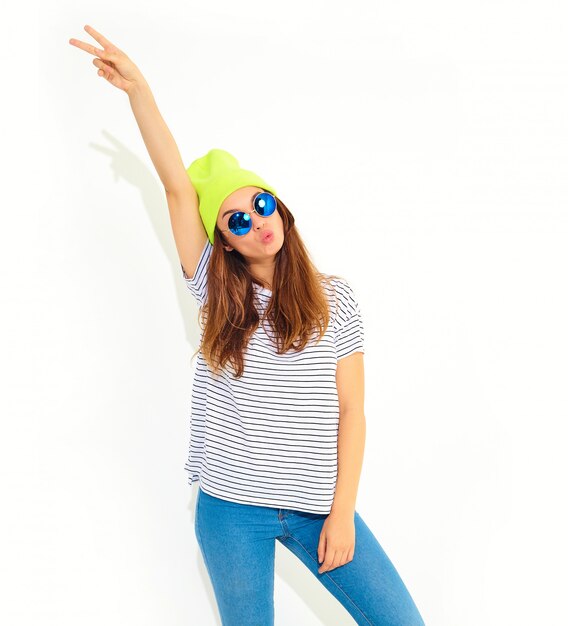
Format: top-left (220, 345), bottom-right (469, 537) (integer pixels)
top-left (69, 25), bottom-right (145, 95)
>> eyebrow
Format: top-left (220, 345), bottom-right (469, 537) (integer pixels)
top-left (221, 192), bottom-right (258, 219)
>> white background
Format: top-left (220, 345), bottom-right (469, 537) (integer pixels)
top-left (3, 1), bottom-right (567, 624)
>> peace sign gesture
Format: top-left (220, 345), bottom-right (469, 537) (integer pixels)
top-left (69, 25), bottom-right (144, 94)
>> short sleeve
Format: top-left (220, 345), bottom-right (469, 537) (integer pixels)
top-left (334, 280), bottom-right (365, 361)
top-left (181, 238), bottom-right (213, 306)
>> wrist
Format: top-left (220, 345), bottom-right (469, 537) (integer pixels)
top-left (329, 502), bottom-right (355, 518)
top-left (127, 77), bottom-right (151, 99)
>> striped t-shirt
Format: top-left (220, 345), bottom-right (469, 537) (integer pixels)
top-left (181, 238), bottom-right (365, 514)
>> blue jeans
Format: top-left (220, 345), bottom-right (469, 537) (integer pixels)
top-left (194, 486), bottom-right (426, 625)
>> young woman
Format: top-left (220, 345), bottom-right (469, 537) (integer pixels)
top-left (69, 25), bottom-right (426, 626)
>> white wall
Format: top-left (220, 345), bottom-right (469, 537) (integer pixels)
top-left (3, 1), bottom-right (567, 624)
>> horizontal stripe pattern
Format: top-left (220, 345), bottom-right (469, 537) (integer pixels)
top-left (181, 238), bottom-right (364, 514)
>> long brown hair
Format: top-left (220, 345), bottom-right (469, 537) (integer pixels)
top-left (191, 195), bottom-right (345, 378)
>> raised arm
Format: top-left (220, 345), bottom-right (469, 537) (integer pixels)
top-left (69, 24), bottom-right (207, 278)
top-left (129, 80), bottom-right (207, 278)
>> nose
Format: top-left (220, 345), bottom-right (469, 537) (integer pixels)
top-left (251, 213), bottom-right (266, 229)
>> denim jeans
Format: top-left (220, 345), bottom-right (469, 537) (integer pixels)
top-left (194, 486), bottom-right (426, 625)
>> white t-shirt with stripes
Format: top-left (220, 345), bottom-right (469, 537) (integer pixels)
top-left (181, 238), bottom-right (365, 514)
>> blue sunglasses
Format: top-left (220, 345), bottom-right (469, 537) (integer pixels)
top-left (219, 191), bottom-right (277, 237)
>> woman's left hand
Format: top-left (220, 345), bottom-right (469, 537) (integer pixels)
top-left (317, 511), bottom-right (355, 574)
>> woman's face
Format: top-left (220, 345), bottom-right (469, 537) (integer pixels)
top-left (216, 186), bottom-right (284, 259)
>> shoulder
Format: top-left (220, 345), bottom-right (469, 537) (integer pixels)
top-left (319, 274), bottom-right (361, 324)
top-left (320, 273), bottom-right (359, 299)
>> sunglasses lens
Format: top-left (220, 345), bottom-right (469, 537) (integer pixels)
top-left (254, 192), bottom-right (277, 216)
top-left (228, 212), bottom-right (252, 236)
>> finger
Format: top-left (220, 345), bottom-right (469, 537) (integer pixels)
top-left (68, 37), bottom-right (102, 58)
top-left (337, 550), bottom-right (349, 568)
top-left (83, 24), bottom-right (116, 51)
top-left (93, 58), bottom-right (112, 71)
top-left (317, 535), bottom-right (326, 564)
top-left (330, 550), bottom-right (344, 570)
top-left (93, 58), bottom-right (115, 81)
top-left (319, 548), bottom-right (336, 573)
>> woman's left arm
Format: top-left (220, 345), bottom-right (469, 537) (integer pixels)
top-left (318, 352), bottom-right (365, 573)
top-left (332, 351), bottom-right (366, 516)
